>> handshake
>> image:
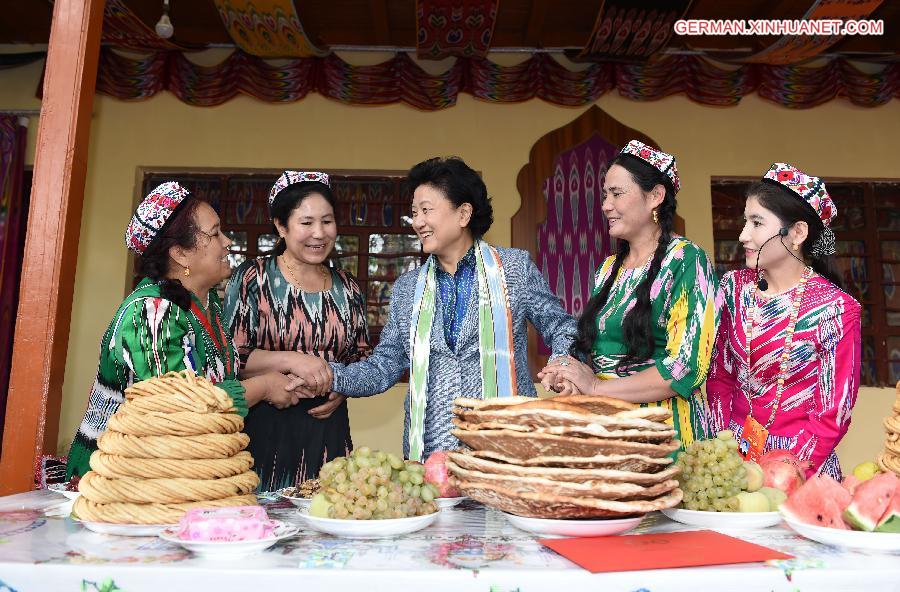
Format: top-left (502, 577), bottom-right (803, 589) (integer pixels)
top-left (259, 352), bottom-right (341, 419)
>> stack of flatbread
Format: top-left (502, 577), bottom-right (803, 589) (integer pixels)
top-left (73, 371), bottom-right (259, 525)
top-left (876, 383), bottom-right (900, 477)
top-left (448, 395), bottom-right (683, 519)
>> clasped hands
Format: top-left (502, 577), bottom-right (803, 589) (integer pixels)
top-left (537, 355), bottom-right (600, 396)
top-left (265, 353), bottom-right (344, 419)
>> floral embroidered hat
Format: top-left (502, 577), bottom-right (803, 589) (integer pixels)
top-left (619, 140), bottom-right (681, 194)
top-left (762, 162), bottom-right (836, 227)
top-left (125, 181), bottom-right (192, 255)
top-left (762, 162), bottom-right (837, 256)
top-left (268, 171), bottom-right (330, 206)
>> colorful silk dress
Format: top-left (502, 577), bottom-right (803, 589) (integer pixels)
top-left (66, 279), bottom-right (244, 479)
top-left (590, 237), bottom-right (718, 449)
top-left (224, 256), bottom-right (370, 491)
top-left (707, 268), bottom-right (861, 479)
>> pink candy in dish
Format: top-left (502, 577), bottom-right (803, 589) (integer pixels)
top-left (175, 506), bottom-right (276, 542)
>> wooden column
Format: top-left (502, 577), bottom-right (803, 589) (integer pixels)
top-left (0, 0), bottom-right (105, 494)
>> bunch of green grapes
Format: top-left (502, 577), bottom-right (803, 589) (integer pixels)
top-left (675, 430), bottom-right (748, 512)
top-left (315, 447), bottom-right (439, 519)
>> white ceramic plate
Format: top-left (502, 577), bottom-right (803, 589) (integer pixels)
top-left (435, 496), bottom-right (466, 510)
top-left (297, 509), bottom-right (440, 539)
top-left (782, 514), bottom-right (900, 552)
top-left (159, 521), bottom-right (299, 559)
top-left (78, 521), bottom-right (176, 537)
top-left (661, 508), bottom-right (782, 529)
top-left (503, 512), bottom-right (644, 538)
top-left (276, 488), bottom-right (312, 510)
top-left (48, 483), bottom-right (81, 500)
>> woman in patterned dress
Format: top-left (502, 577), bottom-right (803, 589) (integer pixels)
top-left (66, 182), bottom-right (302, 478)
top-left (706, 164), bottom-right (861, 479)
top-left (225, 172), bottom-right (370, 491)
top-left (315, 157), bottom-right (577, 462)
top-left (539, 141), bottom-right (718, 449)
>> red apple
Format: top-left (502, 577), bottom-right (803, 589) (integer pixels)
top-left (424, 451), bottom-right (460, 498)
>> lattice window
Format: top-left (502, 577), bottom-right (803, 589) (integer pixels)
top-left (712, 178), bottom-right (900, 386)
top-left (134, 170), bottom-right (422, 345)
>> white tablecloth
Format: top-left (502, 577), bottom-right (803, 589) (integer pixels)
top-left (0, 490), bottom-right (898, 592)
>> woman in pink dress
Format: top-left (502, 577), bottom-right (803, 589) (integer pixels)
top-left (707, 163), bottom-right (861, 479)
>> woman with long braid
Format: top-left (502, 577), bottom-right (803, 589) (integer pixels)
top-left (539, 141), bottom-right (718, 449)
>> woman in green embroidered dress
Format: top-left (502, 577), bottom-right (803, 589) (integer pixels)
top-left (539, 141), bottom-right (718, 450)
top-left (66, 182), bottom-right (304, 479)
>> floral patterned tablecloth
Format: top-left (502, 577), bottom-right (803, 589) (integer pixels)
top-left (0, 490), bottom-right (897, 592)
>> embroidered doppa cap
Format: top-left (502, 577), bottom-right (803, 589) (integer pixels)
top-left (762, 162), bottom-right (836, 227)
top-left (125, 181), bottom-right (192, 255)
top-left (619, 140), bottom-right (681, 194)
top-left (761, 163), bottom-right (837, 257)
top-left (268, 171), bottom-right (330, 206)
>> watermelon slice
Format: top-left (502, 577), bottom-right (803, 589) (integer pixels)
top-left (782, 475), bottom-right (851, 530)
top-left (844, 472), bottom-right (899, 531)
top-left (875, 482), bottom-right (900, 533)
top-left (841, 475), bottom-right (861, 496)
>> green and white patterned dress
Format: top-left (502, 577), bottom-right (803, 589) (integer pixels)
top-left (590, 237), bottom-right (718, 449)
top-left (66, 279), bottom-right (246, 479)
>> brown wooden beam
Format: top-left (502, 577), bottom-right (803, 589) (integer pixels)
top-left (370, 0), bottom-right (391, 45)
top-left (524, 0), bottom-right (548, 46)
top-left (0, 0), bottom-right (105, 494)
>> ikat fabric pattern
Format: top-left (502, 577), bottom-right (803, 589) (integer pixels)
top-left (707, 268), bottom-right (862, 476)
top-left (589, 237), bottom-right (719, 449)
top-left (536, 134), bottom-right (618, 356)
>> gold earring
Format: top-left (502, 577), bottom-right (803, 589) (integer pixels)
top-left (793, 244), bottom-right (800, 252)
top-left (183, 266), bottom-right (191, 277)
top-left (652, 210), bottom-right (659, 225)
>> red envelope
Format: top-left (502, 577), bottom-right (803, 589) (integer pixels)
top-left (540, 530), bottom-right (792, 573)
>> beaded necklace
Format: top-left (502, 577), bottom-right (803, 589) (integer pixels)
top-left (743, 266), bottom-right (813, 428)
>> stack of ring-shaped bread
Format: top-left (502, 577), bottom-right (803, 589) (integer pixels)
top-left (73, 370), bottom-right (259, 524)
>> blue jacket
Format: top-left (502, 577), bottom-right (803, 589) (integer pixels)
top-left (331, 246), bottom-right (577, 458)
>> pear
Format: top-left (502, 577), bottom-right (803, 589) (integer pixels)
top-left (309, 492), bottom-right (333, 518)
top-left (744, 461), bottom-right (764, 492)
top-left (736, 491), bottom-right (771, 513)
top-left (852, 461), bottom-right (880, 482)
top-left (758, 486), bottom-right (787, 510)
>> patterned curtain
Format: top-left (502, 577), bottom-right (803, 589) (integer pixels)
top-left (92, 48), bottom-right (900, 110)
top-left (0, 115), bottom-right (28, 446)
top-left (536, 134), bottom-right (618, 353)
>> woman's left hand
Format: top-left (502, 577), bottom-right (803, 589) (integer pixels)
top-left (308, 392), bottom-right (346, 419)
top-left (538, 356), bottom-right (599, 395)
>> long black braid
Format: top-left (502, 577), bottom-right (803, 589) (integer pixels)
top-left (570, 154), bottom-right (677, 374)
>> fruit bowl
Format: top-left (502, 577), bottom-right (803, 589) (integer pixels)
top-left (781, 512), bottom-right (900, 552)
top-left (662, 508), bottom-right (782, 529)
top-left (503, 513), bottom-right (644, 538)
top-left (159, 521), bottom-right (299, 559)
top-left (297, 508), bottom-right (440, 539)
top-left (48, 483), bottom-right (81, 501)
top-left (435, 496), bottom-right (467, 510)
top-left (276, 488), bottom-right (312, 511)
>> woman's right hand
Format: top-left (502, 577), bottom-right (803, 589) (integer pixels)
top-left (263, 372), bottom-right (303, 409)
top-left (282, 353), bottom-right (332, 396)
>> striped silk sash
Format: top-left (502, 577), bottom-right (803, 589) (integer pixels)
top-left (407, 240), bottom-right (516, 461)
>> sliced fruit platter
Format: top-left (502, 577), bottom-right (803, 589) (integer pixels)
top-left (663, 431), bottom-right (789, 529)
top-left (780, 468), bottom-right (900, 552)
